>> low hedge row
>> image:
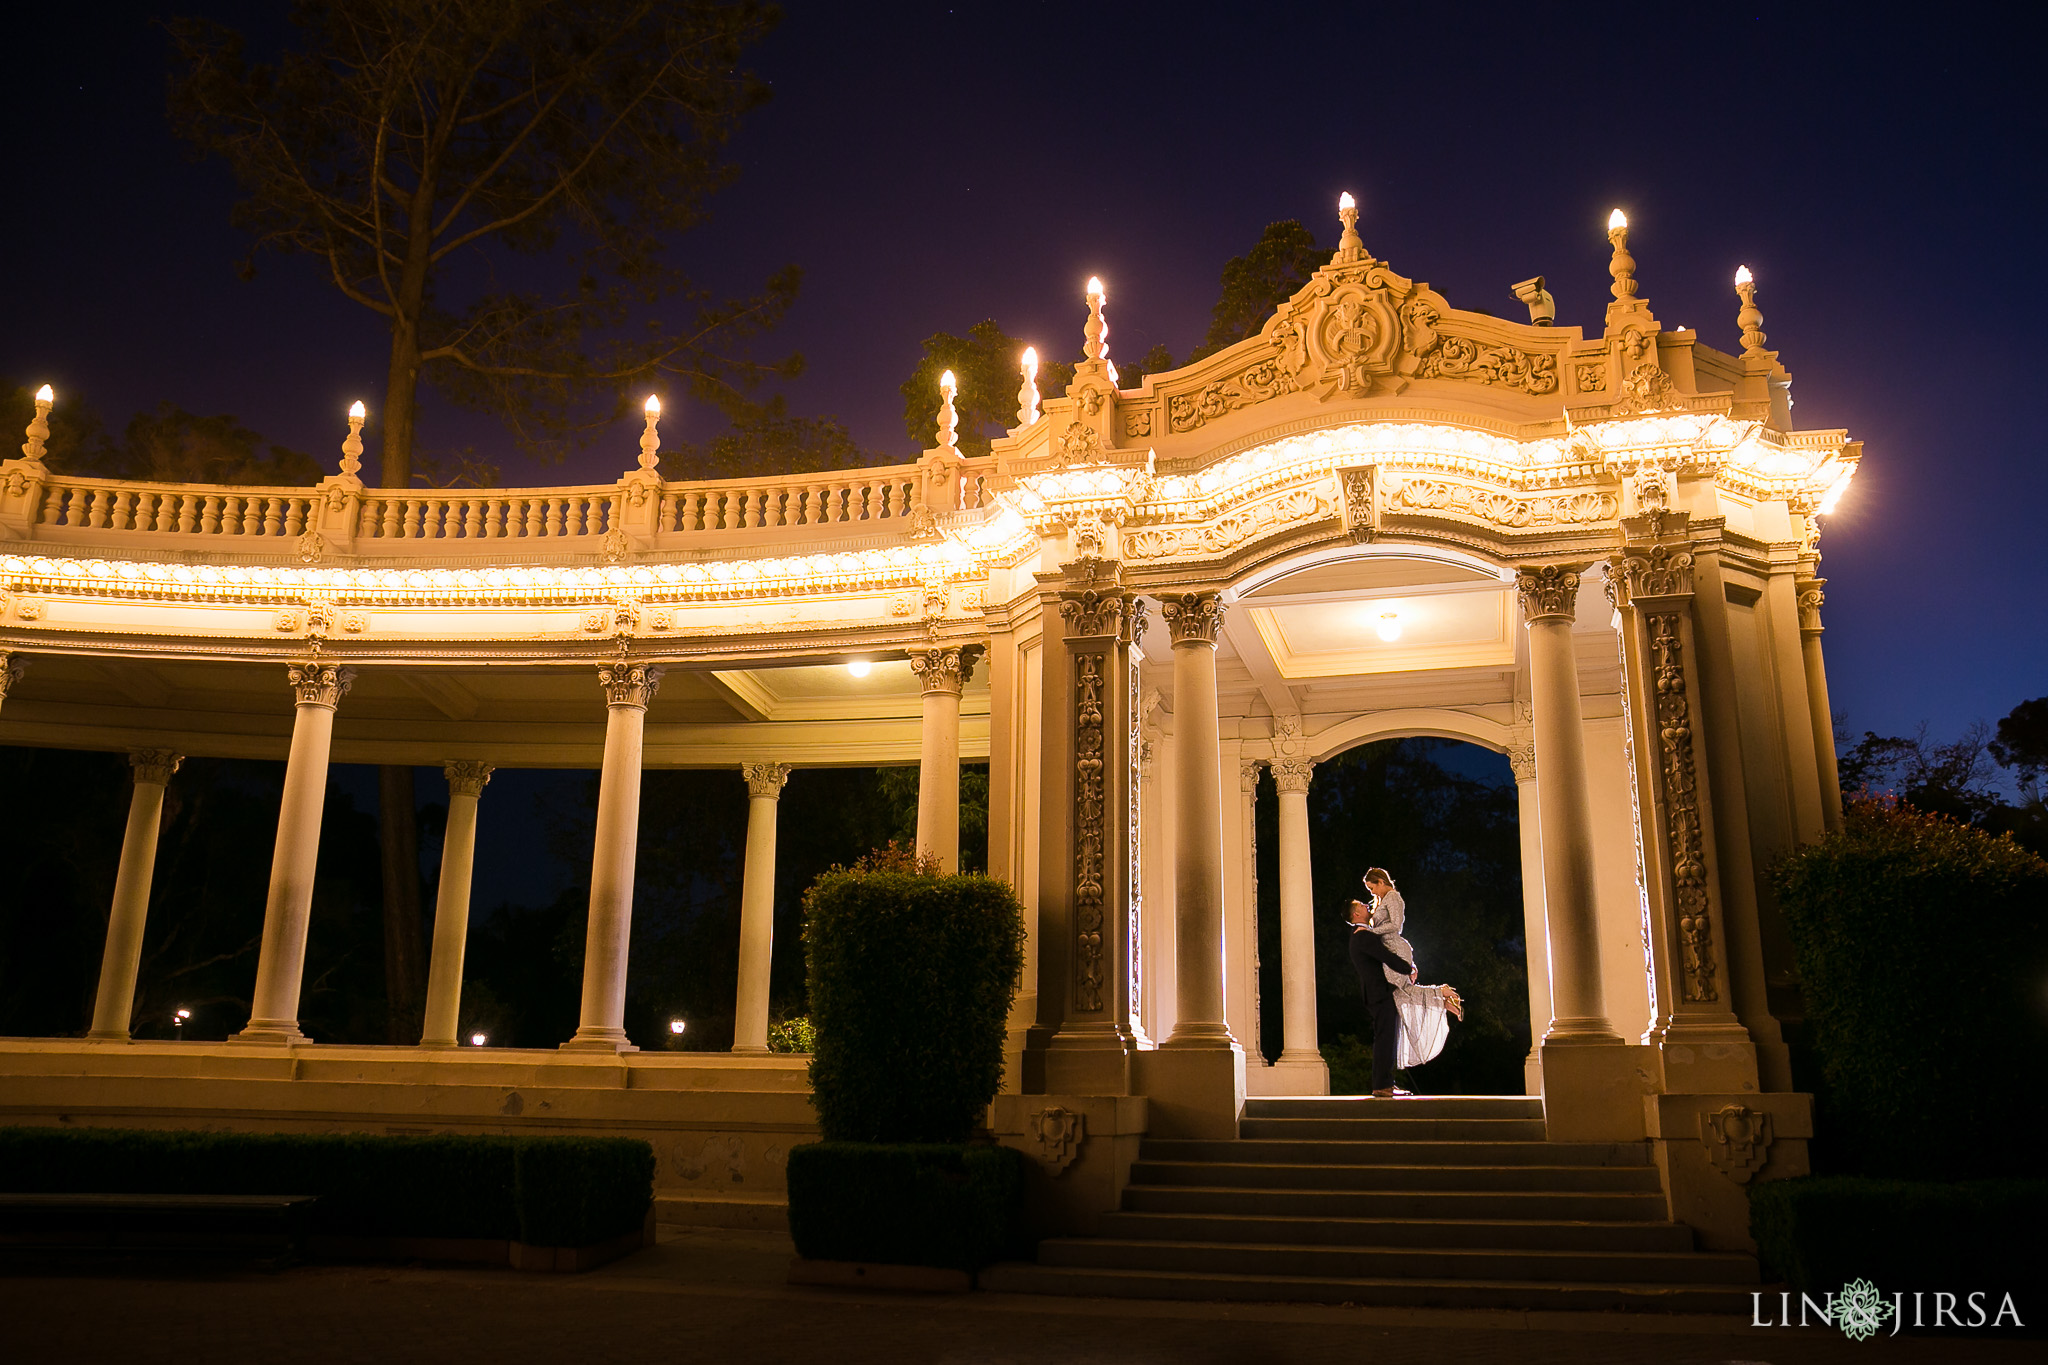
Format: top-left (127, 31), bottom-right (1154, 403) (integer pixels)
top-left (0, 1128), bottom-right (653, 1247)
top-left (786, 1142), bottom-right (1024, 1271)
top-left (1751, 1176), bottom-right (2048, 1296)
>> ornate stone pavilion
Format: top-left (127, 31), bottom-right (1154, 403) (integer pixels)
top-left (0, 199), bottom-right (1850, 1254)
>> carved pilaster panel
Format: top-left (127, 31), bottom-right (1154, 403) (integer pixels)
top-left (1073, 647), bottom-right (1109, 1013)
top-left (1514, 565), bottom-right (1584, 624)
top-left (597, 661), bottom-right (664, 708)
top-left (909, 644), bottom-right (985, 697)
top-left (444, 760), bottom-right (495, 799)
top-left (1059, 590), bottom-right (1142, 644)
top-left (1613, 542), bottom-right (1696, 604)
top-left (1342, 466), bottom-right (1376, 543)
top-left (0, 652), bottom-right (25, 703)
top-left (1159, 592), bottom-right (1226, 644)
top-left (129, 748), bottom-right (183, 787)
top-left (287, 660), bottom-right (355, 708)
top-left (742, 761), bottom-right (792, 801)
top-left (1647, 612), bottom-right (1717, 1005)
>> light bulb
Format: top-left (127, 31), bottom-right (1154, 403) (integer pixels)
top-left (1086, 276), bottom-right (1104, 301)
top-left (1375, 612), bottom-right (1402, 642)
top-left (175, 1008), bottom-right (191, 1021)
top-left (669, 1019), bottom-right (687, 1035)
top-left (645, 394), bottom-right (661, 416)
top-left (1608, 208), bottom-right (1628, 231)
top-left (470, 1033), bottom-right (487, 1046)
top-left (1338, 191), bottom-right (1356, 211)
top-left (348, 400), bottom-right (366, 419)
top-left (1021, 346), bottom-right (1038, 375)
top-left (939, 369), bottom-right (957, 394)
top-left (34, 384), bottom-right (53, 402)
top-left (1734, 265), bottom-right (1753, 287)
top-left (847, 659), bottom-right (871, 678)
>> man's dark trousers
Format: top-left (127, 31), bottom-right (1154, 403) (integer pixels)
top-left (1349, 927), bottom-right (1412, 1093)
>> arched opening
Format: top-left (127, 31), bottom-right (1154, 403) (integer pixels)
top-left (1254, 735), bottom-right (1530, 1095)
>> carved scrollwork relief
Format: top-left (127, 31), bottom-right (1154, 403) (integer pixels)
top-left (1059, 588), bottom-right (1140, 643)
top-left (1574, 361), bottom-right (1609, 393)
top-left (1123, 408), bottom-right (1154, 438)
top-left (1414, 331), bottom-right (1560, 394)
top-left (1123, 485), bottom-right (1331, 561)
top-left (908, 644), bottom-right (984, 697)
top-left (1388, 477), bottom-right (1617, 529)
top-left (596, 661), bottom-right (664, 708)
top-left (1342, 467), bottom-right (1375, 544)
top-left (1797, 580), bottom-right (1826, 635)
top-left (296, 531), bottom-right (326, 565)
top-left (1514, 566), bottom-right (1582, 623)
top-left (1699, 1103), bottom-right (1773, 1183)
top-left (287, 660), bottom-right (356, 708)
top-left (1614, 362), bottom-right (1678, 414)
top-left (1027, 1105), bottom-right (1085, 1175)
top-left (1159, 592), bottom-right (1226, 644)
top-left (1058, 420), bottom-right (1101, 464)
top-left (0, 653), bottom-right (25, 702)
top-left (1166, 355), bottom-right (1299, 434)
top-left (1649, 613), bottom-right (1718, 1004)
top-left (1073, 648), bottom-right (1107, 1013)
top-left (741, 761), bottom-right (792, 801)
top-left (1615, 543), bottom-right (1696, 601)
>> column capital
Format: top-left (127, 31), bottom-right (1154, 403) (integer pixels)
top-left (1058, 588), bottom-right (1145, 644)
top-left (1159, 591), bottom-right (1226, 644)
top-left (741, 761), bottom-right (792, 800)
top-left (1610, 542), bottom-right (1695, 607)
top-left (908, 643), bottom-right (985, 696)
top-left (1239, 757), bottom-right (1264, 794)
top-left (1796, 577), bottom-right (1826, 636)
top-left (1505, 728), bottom-right (1537, 783)
top-left (287, 660), bottom-right (355, 708)
top-left (129, 748), bottom-right (183, 786)
top-left (0, 652), bottom-right (26, 702)
top-left (1514, 564), bottom-right (1587, 624)
top-left (596, 660), bottom-right (664, 708)
top-left (443, 760), bottom-right (495, 798)
top-left (1271, 757), bottom-right (1314, 795)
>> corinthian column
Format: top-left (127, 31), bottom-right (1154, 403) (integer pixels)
top-left (236, 661), bottom-right (355, 1044)
top-left (732, 761), bottom-right (791, 1053)
top-left (86, 749), bottom-right (183, 1040)
top-left (1506, 732), bottom-right (1551, 1094)
top-left (1515, 567), bottom-right (1619, 1045)
top-left (563, 661), bottom-right (663, 1052)
top-left (1796, 579), bottom-right (1844, 831)
top-left (420, 761), bottom-right (494, 1047)
top-left (1271, 751), bottom-right (1324, 1076)
top-left (909, 645), bottom-right (983, 872)
top-left (1161, 592), bottom-right (1234, 1049)
top-left (0, 653), bottom-right (25, 715)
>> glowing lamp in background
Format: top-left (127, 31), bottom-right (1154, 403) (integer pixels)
top-left (669, 1019), bottom-right (687, 1036)
top-left (470, 1032), bottom-right (487, 1046)
top-left (1086, 275), bottom-right (1104, 301)
top-left (174, 1008), bottom-right (191, 1026)
top-left (846, 658), bottom-right (872, 678)
top-left (1818, 465), bottom-right (1856, 515)
top-left (1021, 346), bottom-right (1038, 377)
top-left (645, 394), bottom-right (661, 417)
top-left (1375, 612), bottom-right (1402, 642)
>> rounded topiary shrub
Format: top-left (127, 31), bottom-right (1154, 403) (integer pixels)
top-left (802, 845), bottom-right (1026, 1143)
top-left (1772, 799), bottom-right (2048, 1177)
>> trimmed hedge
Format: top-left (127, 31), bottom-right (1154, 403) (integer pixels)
top-left (802, 850), bottom-right (1025, 1143)
top-left (0, 1128), bottom-right (652, 1247)
top-left (1751, 1176), bottom-right (2048, 1297)
top-left (1771, 800), bottom-right (2048, 1177)
top-left (786, 1142), bottom-right (1024, 1271)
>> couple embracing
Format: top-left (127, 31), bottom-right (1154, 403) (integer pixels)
top-left (1347, 868), bottom-right (1465, 1099)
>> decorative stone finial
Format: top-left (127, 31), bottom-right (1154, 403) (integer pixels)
top-left (936, 369), bottom-right (959, 453)
top-left (1734, 266), bottom-right (1768, 356)
top-left (21, 384), bottom-right (53, 462)
top-left (639, 394), bottom-right (662, 472)
top-left (1017, 346), bottom-right (1041, 427)
top-left (340, 401), bottom-right (366, 478)
top-left (1607, 209), bottom-right (1638, 305)
top-left (1336, 191), bottom-right (1365, 261)
top-left (1083, 276), bottom-right (1108, 366)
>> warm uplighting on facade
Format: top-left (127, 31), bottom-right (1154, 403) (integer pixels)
top-left (846, 659), bottom-right (872, 678)
top-left (1375, 611), bottom-right (1402, 642)
top-left (1608, 208), bottom-right (1628, 231)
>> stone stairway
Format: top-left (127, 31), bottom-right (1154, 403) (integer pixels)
top-left (980, 1095), bottom-right (1759, 1311)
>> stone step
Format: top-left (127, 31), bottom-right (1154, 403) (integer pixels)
top-left (1238, 1116), bottom-right (1549, 1142)
top-left (978, 1261), bottom-right (1757, 1314)
top-left (1037, 1237), bottom-right (1758, 1286)
top-left (1141, 1138), bottom-right (1652, 1167)
top-left (1129, 1159), bottom-right (1664, 1194)
top-left (1124, 1182), bottom-right (1669, 1223)
top-left (1244, 1096), bottom-right (1544, 1121)
top-left (1097, 1209), bottom-right (1693, 1253)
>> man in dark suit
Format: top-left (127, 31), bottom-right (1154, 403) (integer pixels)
top-left (1347, 898), bottom-right (1412, 1098)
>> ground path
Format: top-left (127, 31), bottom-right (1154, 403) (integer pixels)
top-left (2, 1228), bottom-right (2032, 1364)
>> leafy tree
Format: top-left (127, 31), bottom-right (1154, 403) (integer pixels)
top-left (664, 401), bottom-right (883, 480)
top-left (2, 386), bottom-right (119, 475)
top-left (1189, 219), bottom-right (1324, 362)
top-left (4, 388), bottom-right (321, 486)
top-left (1837, 723), bottom-right (2001, 824)
top-left (170, 0), bottom-right (794, 1040)
top-left (901, 320), bottom-right (1073, 457)
top-left (1118, 342), bottom-right (1177, 391)
top-left (169, 0), bottom-right (795, 488)
top-left (1990, 696), bottom-right (2048, 793)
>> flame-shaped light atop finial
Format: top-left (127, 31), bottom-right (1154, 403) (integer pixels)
top-left (1336, 190), bottom-right (1364, 260)
top-left (637, 392), bottom-right (663, 472)
top-left (1733, 264), bottom-right (1768, 356)
top-left (1606, 208), bottom-right (1637, 305)
top-left (339, 400), bottom-right (367, 477)
top-left (1082, 276), bottom-right (1109, 365)
top-left (21, 384), bottom-right (54, 462)
top-left (1017, 346), bottom-right (1041, 427)
top-left (936, 368), bottom-right (959, 453)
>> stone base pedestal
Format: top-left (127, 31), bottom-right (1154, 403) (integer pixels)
top-left (1132, 1045), bottom-right (1245, 1139)
top-left (990, 1095), bottom-right (1148, 1240)
top-left (1650, 1030), bottom-right (1762, 1095)
top-left (229, 1020), bottom-right (309, 1046)
top-left (1538, 1041), bottom-right (1657, 1142)
top-left (560, 1029), bottom-right (640, 1054)
top-left (1246, 1056), bottom-right (1329, 1096)
top-left (1645, 1092), bottom-right (1813, 1252)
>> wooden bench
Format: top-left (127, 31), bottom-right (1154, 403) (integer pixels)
top-left (0, 1193), bottom-right (316, 1268)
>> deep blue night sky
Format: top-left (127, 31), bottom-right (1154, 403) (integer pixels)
top-left (7, 1), bottom-right (2045, 763)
